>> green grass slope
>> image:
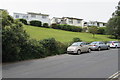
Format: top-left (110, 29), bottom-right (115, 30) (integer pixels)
top-left (23, 25), bottom-right (117, 43)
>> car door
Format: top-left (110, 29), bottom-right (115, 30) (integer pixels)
top-left (80, 42), bottom-right (87, 52)
top-left (101, 42), bottom-right (107, 49)
top-left (102, 42), bottom-right (108, 49)
top-left (99, 42), bottom-right (104, 49)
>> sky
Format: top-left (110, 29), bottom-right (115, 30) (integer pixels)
top-left (0, 0), bottom-right (119, 22)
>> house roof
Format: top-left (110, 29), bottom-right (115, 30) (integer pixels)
top-left (52, 17), bottom-right (63, 20)
top-left (62, 17), bottom-right (83, 20)
top-left (27, 12), bottom-right (49, 16)
top-left (89, 21), bottom-right (106, 24)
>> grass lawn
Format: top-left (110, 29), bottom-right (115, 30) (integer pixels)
top-left (23, 25), bottom-right (117, 43)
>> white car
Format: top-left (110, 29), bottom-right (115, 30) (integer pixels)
top-left (106, 41), bottom-right (120, 48)
top-left (67, 42), bottom-right (91, 55)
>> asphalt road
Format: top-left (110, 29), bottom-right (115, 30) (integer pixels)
top-left (2, 49), bottom-right (119, 78)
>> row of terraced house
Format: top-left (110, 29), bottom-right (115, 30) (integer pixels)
top-left (13, 12), bottom-right (106, 27)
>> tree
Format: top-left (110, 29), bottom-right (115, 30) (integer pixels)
top-left (106, 1), bottom-right (120, 39)
top-left (89, 26), bottom-right (98, 38)
top-left (0, 9), bottom-right (14, 27)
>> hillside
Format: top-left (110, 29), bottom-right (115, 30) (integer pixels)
top-left (23, 25), bottom-right (117, 43)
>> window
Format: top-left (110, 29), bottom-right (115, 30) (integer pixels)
top-left (42, 16), bottom-right (47, 19)
top-left (69, 19), bottom-right (73, 24)
top-left (22, 15), bottom-right (28, 19)
top-left (31, 15), bottom-right (36, 18)
top-left (16, 15), bottom-right (19, 18)
top-left (77, 20), bottom-right (81, 24)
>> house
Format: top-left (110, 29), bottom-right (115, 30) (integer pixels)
top-left (51, 17), bottom-right (63, 24)
top-left (84, 21), bottom-right (106, 27)
top-left (51, 17), bottom-right (84, 27)
top-left (13, 12), bottom-right (50, 25)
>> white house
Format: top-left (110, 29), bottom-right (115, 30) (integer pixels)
top-left (84, 21), bottom-right (106, 27)
top-left (51, 17), bottom-right (84, 27)
top-left (51, 17), bottom-right (63, 24)
top-left (13, 12), bottom-right (50, 25)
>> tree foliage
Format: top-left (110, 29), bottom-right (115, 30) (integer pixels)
top-left (88, 26), bottom-right (98, 38)
top-left (106, 1), bottom-right (120, 39)
top-left (106, 16), bottom-right (120, 39)
top-left (0, 10), bottom-right (14, 27)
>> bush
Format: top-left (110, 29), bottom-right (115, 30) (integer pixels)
top-left (30, 20), bottom-right (42, 27)
top-left (72, 37), bottom-right (82, 42)
top-left (43, 23), bottom-right (49, 28)
top-left (19, 39), bottom-right (45, 60)
top-left (82, 27), bottom-right (88, 32)
top-left (51, 24), bottom-right (82, 32)
top-left (97, 27), bottom-right (106, 34)
top-left (18, 19), bottom-right (28, 25)
top-left (39, 38), bottom-right (68, 56)
top-left (2, 25), bottom-right (29, 62)
top-left (39, 38), bottom-right (58, 56)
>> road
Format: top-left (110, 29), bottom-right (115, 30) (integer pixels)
top-left (2, 49), bottom-right (119, 78)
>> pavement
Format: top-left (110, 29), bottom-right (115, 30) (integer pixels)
top-left (2, 49), bottom-right (119, 78)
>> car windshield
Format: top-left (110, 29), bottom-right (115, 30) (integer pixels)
top-left (72, 43), bottom-right (81, 46)
top-left (90, 42), bottom-right (98, 45)
top-left (107, 41), bottom-right (119, 43)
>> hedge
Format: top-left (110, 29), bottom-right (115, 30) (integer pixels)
top-left (30, 20), bottom-right (42, 27)
top-left (51, 24), bottom-right (82, 32)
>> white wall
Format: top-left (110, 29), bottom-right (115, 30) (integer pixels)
top-left (66, 18), bottom-right (83, 27)
top-left (13, 13), bottom-right (50, 25)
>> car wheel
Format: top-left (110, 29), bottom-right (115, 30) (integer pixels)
top-left (88, 48), bottom-right (91, 53)
top-left (98, 47), bottom-right (101, 51)
top-left (107, 46), bottom-right (110, 50)
top-left (77, 50), bottom-right (81, 55)
top-left (115, 45), bottom-right (117, 48)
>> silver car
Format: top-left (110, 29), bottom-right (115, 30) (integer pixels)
top-left (89, 41), bottom-right (110, 51)
top-left (67, 42), bottom-right (91, 55)
top-left (106, 41), bottom-right (120, 48)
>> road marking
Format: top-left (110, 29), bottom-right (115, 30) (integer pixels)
top-left (107, 71), bottom-right (120, 80)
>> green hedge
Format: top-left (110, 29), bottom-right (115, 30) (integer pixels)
top-left (30, 20), bottom-right (42, 27)
top-left (18, 19), bottom-right (28, 25)
top-left (51, 24), bottom-right (82, 32)
top-left (43, 23), bottom-right (49, 28)
top-left (97, 27), bottom-right (106, 35)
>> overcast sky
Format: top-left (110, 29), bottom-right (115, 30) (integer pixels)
top-left (0, 0), bottom-right (119, 22)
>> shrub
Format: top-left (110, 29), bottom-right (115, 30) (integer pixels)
top-left (19, 39), bottom-right (45, 60)
top-left (56, 42), bottom-right (68, 54)
top-left (51, 24), bottom-right (82, 32)
top-left (18, 19), bottom-right (28, 25)
top-left (39, 38), bottom-right (68, 56)
top-left (2, 25), bottom-right (29, 62)
top-left (39, 38), bottom-right (58, 56)
top-left (43, 23), bottom-right (49, 28)
top-left (30, 20), bottom-right (42, 27)
top-left (97, 27), bottom-right (106, 34)
top-left (72, 37), bottom-right (82, 42)
top-left (50, 23), bottom-right (59, 29)
top-left (82, 27), bottom-right (88, 32)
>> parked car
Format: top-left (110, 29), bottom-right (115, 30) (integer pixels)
top-left (106, 41), bottom-right (120, 48)
top-left (67, 42), bottom-right (91, 55)
top-left (89, 41), bottom-right (110, 51)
